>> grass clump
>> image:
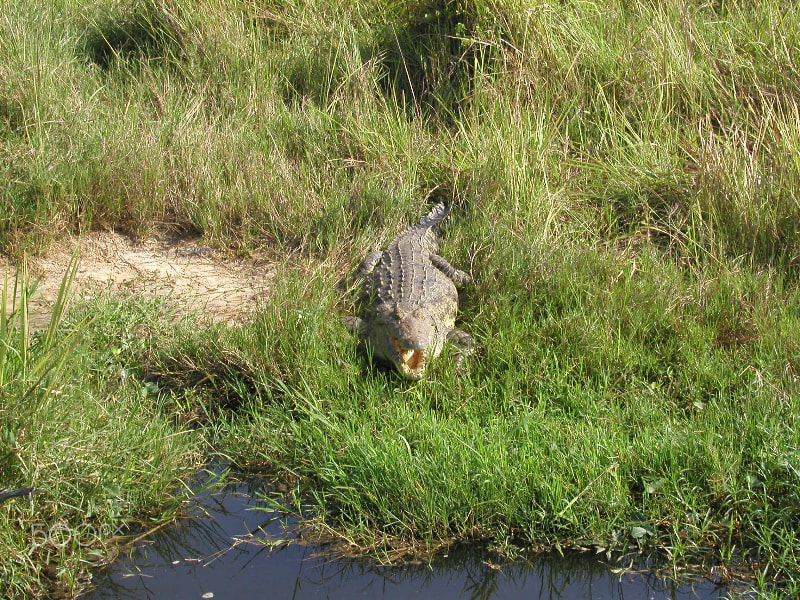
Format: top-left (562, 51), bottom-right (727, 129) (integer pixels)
top-left (2, 0), bottom-right (800, 598)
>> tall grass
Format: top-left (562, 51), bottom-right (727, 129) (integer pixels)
top-left (2, 0), bottom-right (800, 597)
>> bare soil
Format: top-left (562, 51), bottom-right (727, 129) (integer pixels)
top-left (5, 232), bottom-right (274, 329)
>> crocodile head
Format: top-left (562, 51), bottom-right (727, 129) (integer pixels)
top-left (371, 302), bottom-right (442, 379)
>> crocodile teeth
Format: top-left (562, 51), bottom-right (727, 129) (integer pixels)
top-left (392, 338), bottom-right (426, 375)
top-left (405, 349), bottom-right (424, 371)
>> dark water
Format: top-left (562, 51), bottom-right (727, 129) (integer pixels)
top-left (82, 471), bottom-right (732, 600)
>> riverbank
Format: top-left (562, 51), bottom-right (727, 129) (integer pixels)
top-left (2, 1), bottom-right (799, 598)
top-left (81, 465), bottom-right (732, 600)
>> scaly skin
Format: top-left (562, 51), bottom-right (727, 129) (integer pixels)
top-left (345, 202), bottom-right (474, 379)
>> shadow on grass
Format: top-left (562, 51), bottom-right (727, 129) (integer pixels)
top-left (79, 0), bottom-right (187, 70)
top-left (378, 0), bottom-right (505, 125)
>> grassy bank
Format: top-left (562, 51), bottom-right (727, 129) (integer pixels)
top-left (0, 264), bottom-right (203, 598)
top-left (2, 0), bottom-right (800, 597)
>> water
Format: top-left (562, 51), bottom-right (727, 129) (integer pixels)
top-left (82, 471), bottom-right (731, 600)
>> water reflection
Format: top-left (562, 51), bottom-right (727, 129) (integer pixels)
top-left (82, 472), bottom-right (730, 600)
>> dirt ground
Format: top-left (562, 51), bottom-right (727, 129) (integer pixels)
top-left (4, 232), bottom-right (274, 329)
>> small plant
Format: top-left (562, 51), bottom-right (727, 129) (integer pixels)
top-left (0, 252), bottom-right (84, 408)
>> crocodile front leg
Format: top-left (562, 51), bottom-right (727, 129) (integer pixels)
top-left (358, 251), bottom-right (383, 276)
top-left (343, 315), bottom-right (370, 338)
top-left (430, 254), bottom-right (471, 287)
top-left (447, 328), bottom-right (476, 369)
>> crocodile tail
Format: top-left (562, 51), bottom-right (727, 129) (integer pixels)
top-left (416, 201), bottom-right (449, 229)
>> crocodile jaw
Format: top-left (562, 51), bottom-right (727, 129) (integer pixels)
top-left (390, 336), bottom-right (427, 380)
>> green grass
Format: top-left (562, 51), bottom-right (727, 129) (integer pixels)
top-left (0, 264), bottom-right (203, 597)
top-left (2, 0), bottom-right (800, 597)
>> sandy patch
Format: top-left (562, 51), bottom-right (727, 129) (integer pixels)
top-left (5, 232), bottom-right (274, 329)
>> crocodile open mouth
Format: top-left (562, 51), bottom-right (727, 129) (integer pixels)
top-left (391, 337), bottom-right (426, 377)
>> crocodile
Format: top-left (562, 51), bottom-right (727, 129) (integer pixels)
top-left (344, 202), bottom-right (474, 379)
